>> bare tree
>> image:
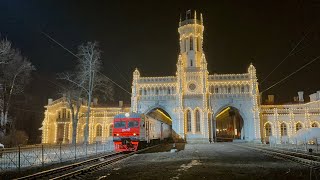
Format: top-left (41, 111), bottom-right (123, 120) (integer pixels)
top-left (57, 73), bottom-right (84, 145)
top-left (0, 37), bottom-right (35, 135)
top-left (0, 38), bottom-right (12, 64)
top-left (59, 41), bottom-right (113, 144)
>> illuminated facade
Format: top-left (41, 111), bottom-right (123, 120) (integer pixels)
top-left (261, 91), bottom-right (320, 143)
top-left (131, 11), bottom-right (261, 143)
top-left (41, 97), bottom-right (129, 144)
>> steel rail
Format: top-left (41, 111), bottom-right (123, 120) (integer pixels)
top-left (15, 144), bottom-right (160, 180)
top-left (233, 144), bottom-right (320, 170)
top-left (15, 152), bottom-right (121, 180)
top-left (49, 144), bottom-right (160, 180)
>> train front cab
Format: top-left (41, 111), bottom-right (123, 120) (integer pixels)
top-left (113, 113), bottom-right (141, 152)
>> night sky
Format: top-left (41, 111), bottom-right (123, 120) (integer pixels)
top-left (1, 1), bottom-right (320, 142)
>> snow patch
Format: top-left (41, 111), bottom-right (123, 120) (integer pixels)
top-left (170, 160), bottom-right (201, 180)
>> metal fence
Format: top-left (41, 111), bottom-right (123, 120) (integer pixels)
top-left (264, 136), bottom-right (320, 154)
top-left (0, 141), bottom-right (114, 172)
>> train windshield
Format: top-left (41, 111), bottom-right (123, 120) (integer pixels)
top-left (114, 121), bottom-right (126, 128)
top-left (128, 121), bottom-right (139, 128)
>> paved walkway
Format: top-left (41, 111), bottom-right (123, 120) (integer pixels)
top-left (91, 143), bottom-right (312, 180)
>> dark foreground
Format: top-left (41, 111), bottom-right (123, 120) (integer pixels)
top-left (88, 143), bottom-right (313, 180)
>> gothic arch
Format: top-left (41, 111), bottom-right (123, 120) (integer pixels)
top-left (194, 108), bottom-right (202, 133)
top-left (213, 105), bottom-right (245, 141)
top-left (311, 121), bottom-right (319, 127)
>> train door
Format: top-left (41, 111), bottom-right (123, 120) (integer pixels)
top-left (160, 122), bottom-right (163, 141)
top-left (146, 120), bottom-right (150, 143)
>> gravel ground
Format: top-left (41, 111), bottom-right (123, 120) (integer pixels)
top-left (89, 143), bottom-right (315, 180)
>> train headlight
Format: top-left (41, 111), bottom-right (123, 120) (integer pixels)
top-left (133, 133), bottom-right (136, 136)
top-left (116, 133), bottom-right (119, 136)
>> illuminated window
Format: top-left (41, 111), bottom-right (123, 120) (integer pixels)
top-left (265, 123), bottom-right (272, 136)
top-left (182, 40), bottom-right (185, 52)
top-left (109, 125), bottom-right (113, 136)
top-left (241, 86), bottom-right (244, 93)
top-left (186, 110), bottom-right (191, 132)
top-left (312, 122), bottom-right (318, 127)
top-left (280, 123), bottom-right (287, 136)
top-left (62, 108), bottom-right (66, 118)
top-left (295, 123), bottom-right (302, 131)
top-left (197, 37), bottom-right (200, 51)
top-left (96, 124), bottom-right (102, 137)
top-left (185, 39), bottom-right (187, 52)
top-left (195, 110), bottom-right (201, 132)
top-left (190, 37), bottom-right (193, 50)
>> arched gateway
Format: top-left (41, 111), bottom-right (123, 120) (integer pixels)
top-left (131, 10), bottom-right (261, 143)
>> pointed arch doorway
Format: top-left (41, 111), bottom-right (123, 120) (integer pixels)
top-left (213, 106), bottom-right (244, 142)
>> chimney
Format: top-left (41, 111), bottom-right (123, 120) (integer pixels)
top-left (93, 98), bottom-right (98, 105)
top-left (267, 95), bottom-right (274, 104)
top-left (48, 98), bottom-right (53, 105)
top-left (119, 101), bottom-right (123, 108)
top-left (298, 91), bottom-right (304, 102)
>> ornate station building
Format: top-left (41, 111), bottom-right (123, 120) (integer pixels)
top-left (41, 97), bottom-right (130, 144)
top-left (41, 10), bottom-right (320, 144)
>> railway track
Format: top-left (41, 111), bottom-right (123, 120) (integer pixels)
top-left (233, 143), bottom-right (320, 170)
top-left (15, 145), bottom-right (160, 180)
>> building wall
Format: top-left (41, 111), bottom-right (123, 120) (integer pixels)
top-left (130, 11), bottom-right (261, 143)
top-left (260, 100), bottom-right (320, 143)
top-left (41, 98), bottom-right (130, 144)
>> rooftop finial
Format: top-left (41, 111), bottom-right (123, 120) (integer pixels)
top-left (200, 13), bottom-right (203, 24)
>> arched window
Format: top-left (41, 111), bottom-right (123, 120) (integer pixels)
top-left (96, 124), bottom-right (102, 137)
top-left (109, 124), bottom-right (113, 136)
top-left (83, 125), bottom-right (86, 137)
top-left (296, 123), bottom-right (303, 131)
top-left (241, 86), bottom-right (244, 93)
top-left (197, 37), bottom-right (200, 51)
top-left (265, 123), bottom-right (272, 136)
top-left (190, 37), bottom-right (193, 50)
top-left (312, 122), bottom-right (318, 127)
top-left (184, 39), bottom-right (187, 52)
top-left (190, 59), bottom-right (193, 67)
top-left (227, 87), bottom-right (231, 93)
top-left (195, 110), bottom-right (201, 132)
top-left (280, 123), bottom-right (287, 136)
top-left (186, 110), bottom-right (191, 132)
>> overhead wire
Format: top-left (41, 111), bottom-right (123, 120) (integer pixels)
top-left (41, 31), bottom-right (131, 95)
top-left (261, 55), bottom-right (320, 93)
top-left (260, 31), bottom-right (309, 84)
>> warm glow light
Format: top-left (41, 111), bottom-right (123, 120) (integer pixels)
top-left (216, 107), bottom-right (230, 118)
